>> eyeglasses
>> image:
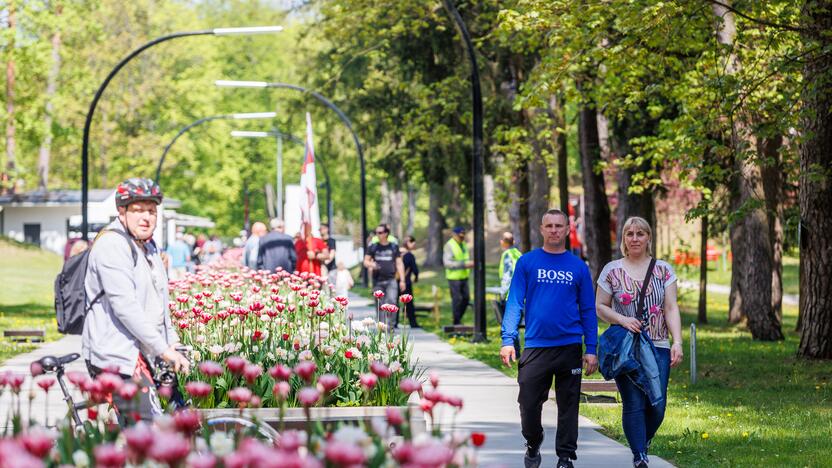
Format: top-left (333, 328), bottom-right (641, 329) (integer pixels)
top-left (375, 231), bottom-right (387, 235)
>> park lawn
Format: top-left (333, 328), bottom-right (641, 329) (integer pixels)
top-left (675, 255), bottom-right (799, 296)
top-left (368, 261), bottom-right (831, 467)
top-left (0, 238), bottom-right (62, 363)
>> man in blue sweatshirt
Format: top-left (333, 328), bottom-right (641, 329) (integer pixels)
top-left (501, 209), bottom-right (599, 468)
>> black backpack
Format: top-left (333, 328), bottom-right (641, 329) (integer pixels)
top-left (55, 229), bottom-right (138, 334)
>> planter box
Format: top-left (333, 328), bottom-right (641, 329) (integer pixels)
top-left (198, 405), bottom-right (426, 434)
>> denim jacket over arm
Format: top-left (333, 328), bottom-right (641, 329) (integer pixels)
top-left (599, 325), bottom-right (664, 407)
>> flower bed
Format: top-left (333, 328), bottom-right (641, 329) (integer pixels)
top-left (169, 267), bottom-right (419, 408)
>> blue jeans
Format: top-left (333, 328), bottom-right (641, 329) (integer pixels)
top-left (615, 347), bottom-right (671, 459)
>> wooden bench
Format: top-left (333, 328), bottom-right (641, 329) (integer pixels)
top-left (580, 379), bottom-right (619, 402)
top-left (413, 285), bottom-right (442, 323)
top-left (3, 329), bottom-right (45, 343)
top-left (442, 324), bottom-right (474, 337)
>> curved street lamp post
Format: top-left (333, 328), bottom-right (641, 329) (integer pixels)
top-left (80, 26), bottom-right (283, 241)
top-left (216, 80), bottom-right (369, 286)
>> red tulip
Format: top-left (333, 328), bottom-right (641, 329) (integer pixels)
top-left (370, 361), bottom-right (392, 379)
top-left (199, 361), bottom-right (223, 378)
top-left (87, 407), bottom-right (98, 420)
top-left (386, 407), bottom-right (404, 426)
top-left (123, 422), bottom-right (154, 455)
top-left (29, 362), bottom-right (44, 377)
top-left (66, 371), bottom-right (89, 387)
top-left (36, 377), bottom-right (55, 392)
top-left (317, 374), bottom-right (340, 393)
top-left (276, 430), bottom-right (306, 451)
top-left (228, 387), bottom-right (253, 404)
top-left (118, 382), bottom-right (138, 400)
top-left (94, 443), bottom-right (127, 468)
top-left (174, 409), bottom-right (202, 435)
top-left (273, 381), bottom-right (291, 400)
top-left (420, 399), bottom-right (434, 414)
top-left (225, 356), bottom-right (247, 375)
top-left (471, 432), bottom-right (486, 447)
top-left (298, 387), bottom-right (321, 407)
top-left (96, 372), bottom-right (123, 394)
top-left (269, 364), bottom-right (293, 381)
top-left (148, 433), bottom-right (190, 465)
top-left (359, 373), bottom-right (378, 390)
top-left (294, 361), bottom-right (317, 382)
top-left (19, 430), bottom-right (54, 458)
top-left (7, 373), bottom-right (25, 392)
top-left (325, 441), bottom-right (366, 465)
top-left (447, 395), bottom-right (464, 409)
top-left (185, 381), bottom-right (212, 398)
top-left (429, 372), bottom-right (440, 388)
top-left (243, 364), bottom-right (263, 384)
top-left (373, 290), bottom-right (385, 299)
top-left (399, 294), bottom-right (413, 303)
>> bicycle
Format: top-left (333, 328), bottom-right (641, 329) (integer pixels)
top-left (32, 352), bottom-right (279, 442)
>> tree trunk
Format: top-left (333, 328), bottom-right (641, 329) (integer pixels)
top-left (698, 215), bottom-right (709, 324)
top-left (510, 162), bottom-right (531, 252)
top-left (728, 219), bottom-right (745, 323)
top-left (528, 155), bottom-right (550, 249)
top-left (577, 84), bottom-right (612, 280)
top-left (389, 184), bottom-right (403, 241)
top-left (424, 184), bottom-right (445, 267)
top-left (380, 179), bottom-right (391, 226)
top-left (38, 2), bottom-right (62, 191)
top-left (797, 0), bottom-right (832, 359)
top-left (484, 174), bottom-right (500, 229)
top-left (406, 183), bottom-right (416, 236)
top-left (760, 135), bottom-right (784, 321)
top-left (549, 94), bottom-right (570, 214)
top-left (5, 1), bottom-right (17, 177)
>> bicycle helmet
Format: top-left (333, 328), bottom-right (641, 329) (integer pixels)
top-left (115, 177), bottom-right (163, 207)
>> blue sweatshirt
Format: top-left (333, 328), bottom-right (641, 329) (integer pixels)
top-left (501, 248), bottom-right (598, 354)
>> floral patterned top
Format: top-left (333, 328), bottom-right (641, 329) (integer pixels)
top-left (597, 258), bottom-right (677, 348)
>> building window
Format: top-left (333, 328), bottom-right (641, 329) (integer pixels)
top-left (24, 223), bottom-right (41, 246)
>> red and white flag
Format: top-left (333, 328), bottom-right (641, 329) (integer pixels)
top-left (299, 112), bottom-right (321, 238)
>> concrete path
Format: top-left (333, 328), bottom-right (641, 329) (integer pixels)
top-left (0, 335), bottom-right (87, 429)
top-left (346, 293), bottom-right (673, 468)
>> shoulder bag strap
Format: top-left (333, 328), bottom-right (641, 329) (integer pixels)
top-left (636, 257), bottom-right (657, 329)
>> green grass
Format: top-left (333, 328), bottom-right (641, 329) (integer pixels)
top-left (357, 259), bottom-right (830, 467)
top-left (0, 239), bottom-right (62, 363)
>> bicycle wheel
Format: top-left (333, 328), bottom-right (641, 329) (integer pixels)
top-left (204, 415), bottom-right (279, 443)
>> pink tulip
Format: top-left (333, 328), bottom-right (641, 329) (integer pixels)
top-left (370, 361), bottom-right (392, 379)
top-left (173, 409), bottom-right (202, 435)
top-left (199, 360), bottom-right (223, 378)
top-left (6, 373), bottom-right (24, 392)
top-left (36, 377), bottom-right (55, 392)
top-left (123, 423), bottom-right (154, 455)
top-left (294, 361), bottom-right (317, 382)
top-left (273, 381), bottom-right (291, 400)
top-left (373, 290), bottom-right (385, 299)
top-left (276, 430), bottom-right (306, 452)
top-left (243, 364), bottom-right (263, 384)
top-left (429, 371), bottom-right (440, 388)
top-left (325, 441), bottom-right (366, 465)
top-left (392, 442), bottom-right (415, 463)
top-left (386, 407), bottom-right (404, 426)
top-left (297, 387), bottom-right (320, 407)
top-left (399, 294), bottom-right (413, 303)
top-left (94, 443), bottom-right (127, 468)
top-left (317, 374), bottom-right (340, 393)
top-left (225, 356), bottom-right (247, 375)
top-left (399, 378), bottom-right (422, 395)
top-left (186, 453), bottom-right (217, 468)
top-left (446, 395), bottom-right (464, 409)
top-left (228, 387), bottom-right (253, 405)
top-left (250, 395), bottom-right (262, 408)
top-left (66, 371), bottom-right (89, 387)
top-left (148, 433), bottom-right (190, 465)
top-left (359, 373), bottom-right (378, 390)
top-left (410, 439), bottom-right (454, 466)
top-left (269, 364), bottom-right (293, 381)
top-left (185, 381), bottom-right (212, 399)
top-left (18, 430), bottom-right (54, 458)
top-left (223, 451), bottom-right (250, 468)
top-left (29, 362), bottom-right (44, 377)
top-left (96, 372), bottom-right (123, 394)
top-left (118, 382), bottom-right (138, 400)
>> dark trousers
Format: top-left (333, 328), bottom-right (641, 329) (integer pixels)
top-left (374, 278), bottom-right (399, 328)
top-left (518, 344), bottom-right (583, 460)
top-left (402, 282), bottom-right (418, 327)
top-left (448, 279), bottom-right (470, 325)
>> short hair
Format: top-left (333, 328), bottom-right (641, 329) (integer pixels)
top-left (376, 224), bottom-right (389, 234)
top-left (541, 209), bottom-right (568, 225)
top-left (270, 218), bottom-right (284, 230)
top-left (406, 235), bottom-right (416, 243)
top-left (501, 232), bottom-right (514, 244)
top-left (620, 216), bottom-right (653, 256)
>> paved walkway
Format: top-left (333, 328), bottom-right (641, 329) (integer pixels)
top-left (347, 293), bottom-right (673, 467)
top-left (679, 280), bottom-right (798, 306)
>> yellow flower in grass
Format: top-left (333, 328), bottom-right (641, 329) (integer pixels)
top-left (742, 432), bottom-right (749, 438)
top-left (701, 433), bottom-right (709, 440)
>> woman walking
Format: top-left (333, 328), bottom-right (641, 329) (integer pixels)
top-left (596, 217), bottom-right (683, 467)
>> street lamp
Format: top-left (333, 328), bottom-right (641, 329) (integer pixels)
top-left (443, 0), bottom-right (486, 342)
top-left (216, 79), bottom-right (369, 286)
top-left (155, 111), bottom-right (277, 183)
top-left (231, 129), bottom-right (333, 230)
top-left (80, 25), bottom-right (283, 241)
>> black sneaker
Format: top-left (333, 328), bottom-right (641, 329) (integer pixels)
top-left (634, 452), bottom-right (649, 467)
top-left (556, 457), bottom-right (574, 468)
top-left (524, 445), bottom-right (541, 468)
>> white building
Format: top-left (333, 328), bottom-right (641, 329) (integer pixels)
top-left (0, 190), bottom-right (213, 256)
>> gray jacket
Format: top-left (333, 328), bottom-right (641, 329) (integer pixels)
top-left (82, 220), bottom-right (177, 375)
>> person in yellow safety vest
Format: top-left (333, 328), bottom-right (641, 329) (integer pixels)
top-left (444, 226), bottom-right (474, 325)
top-left (499, 232), bottom-right (523, 299)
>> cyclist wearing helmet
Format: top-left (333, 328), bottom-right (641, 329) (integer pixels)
top-left (82, 177), bottom-right (189, 421)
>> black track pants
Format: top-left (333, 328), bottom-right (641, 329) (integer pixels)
top-left (517, 344), bottom-right (583, 460)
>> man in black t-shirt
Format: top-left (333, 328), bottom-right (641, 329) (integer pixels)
top-left (363, 224), bottom-right (406, 328)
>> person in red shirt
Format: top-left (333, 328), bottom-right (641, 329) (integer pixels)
top-left (294, 232), bottom-right (307, 273)
top-left (305, 235), bottom-right (327, 276)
